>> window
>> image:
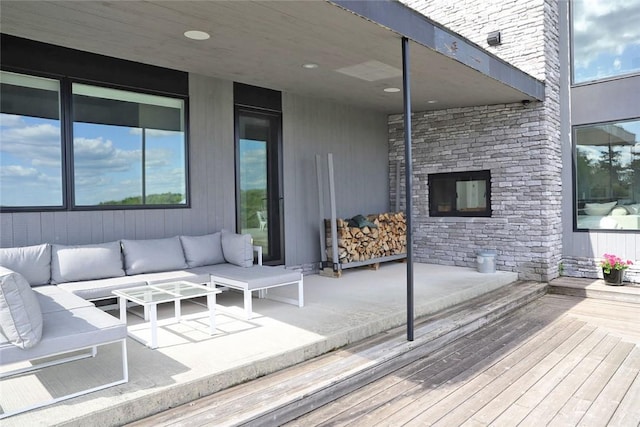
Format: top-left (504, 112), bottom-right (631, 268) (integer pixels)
top-left (575, 120), bottom-right (640, 231)
top-left (72, 84), bottom-right (186, 206)
top-left (0, 71), bottom-right (187, 210)
top-left (0, 71), bottom-right (63, 207)
top-left (428, 170), bottom-right (491, 217)
top-left (571, 0), bottom-right (640, 84)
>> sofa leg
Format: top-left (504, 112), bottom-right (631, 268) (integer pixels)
top-left (298, 278), bottom-right (304, 307)
top-left (244, 290), bottom-right (253, 319)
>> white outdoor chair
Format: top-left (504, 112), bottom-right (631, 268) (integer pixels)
top-left (257, 210), bottom-right (267, 231)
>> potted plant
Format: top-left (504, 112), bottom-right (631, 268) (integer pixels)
top-left (599, 253), bottom-right (633, 286)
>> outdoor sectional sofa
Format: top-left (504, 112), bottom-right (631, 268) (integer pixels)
top-left (0, 231), bottom-right (303, 418)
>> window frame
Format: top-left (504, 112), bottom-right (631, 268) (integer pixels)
top-left (0, 67), bottom-right (68, 211)
top-left (68, 79), bottom-right (190, 210)
top-left (0, 70), bottom-right (190, 212)
top-left (428, 170), bottom-right (492, 218)
top-left (572, 118), bottom-right (640, 233)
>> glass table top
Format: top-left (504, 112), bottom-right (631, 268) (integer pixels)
top-left (113, 281), bottom-right (220, 305)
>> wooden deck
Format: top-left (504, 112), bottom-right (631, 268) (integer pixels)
top-left (128, 286), bottom-right (639, 427)
top-left (287, 295), bottom-right (640, 427)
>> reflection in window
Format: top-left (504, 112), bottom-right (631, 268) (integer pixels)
top-left (0, 71), bottom-right (63, 207)
top-left (72, 84), bottom-right (186, 206)
top-left (428, 170), bottom-right (491, 217)
top-left (572, 0), bottom-right (640, 83)
top-left (575, 120), bottom-right (640, 230)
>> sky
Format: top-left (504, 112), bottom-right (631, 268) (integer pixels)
top-left (0, 113), bottom-right (186, 206)
top-left (572, 0), bottom-right (640, 83)
top-left (239, 139), bottom-right (267, 192)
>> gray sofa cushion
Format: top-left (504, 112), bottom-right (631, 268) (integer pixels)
top-left (121, 237), bottom-right (187, 275)
top-left (33, 285), bottom-right (95, 313)
top-left (221, 231), bottom-right (253, 268)
top-left (0, 243), bottom-right (51, 286)
top-left (51, 241), bottom-right (125, 285)
top-left (180, 233), bottom-right (225, 268)
top-left (0, 267), bottom-right (43, 349)
top-left (194, 264), bottom-right (302, 290)
top-left (0, 305), bottom-right (126, 365)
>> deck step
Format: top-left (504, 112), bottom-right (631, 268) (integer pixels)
top-left (130, 280), bottom-right (547, 427)
top-left (549, 277), bottom-right (640, 304)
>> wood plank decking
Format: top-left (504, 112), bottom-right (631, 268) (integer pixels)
top-left (288, 295), bottom-right (639, 427)
top-left (129, 286), bottom-right (639, 427)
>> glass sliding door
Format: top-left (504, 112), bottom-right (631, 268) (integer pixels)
top-left (236, 108), bottom-right (282, 264)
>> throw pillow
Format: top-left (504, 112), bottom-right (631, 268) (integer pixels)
top-left (180, 233), bottom-right (225, 268)
top-left (610, 206), bottom-right (630, 216)
top-left (121, 237), bottom-right (187, 275)
top-left (0, 243), bottom-right (51, 286)
top-left (221, 231), bottom-right (254, 268)
top-left (584, 201), bottom-right (617, 216)
top-left (0, 267), bottom-right (43, 349)
top-left (50, 241), bottom-right (125, 284)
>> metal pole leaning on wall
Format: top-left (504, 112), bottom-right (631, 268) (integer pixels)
top-left (402, 36), bottom-right (414, 342)
top-left (315, 155), bottom-right (327, 265)
top-left (327, 153), bottom-right (339, 272)
top-left (395, 159), bottom-right (401, 213)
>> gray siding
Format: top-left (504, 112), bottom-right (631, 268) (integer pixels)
top-left (1, 74), bottom-right (390, 271)
top-left (282, 93), bottom-right (389, 268)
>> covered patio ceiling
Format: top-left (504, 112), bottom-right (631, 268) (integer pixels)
top-left (0, 0), bottom-right (544, 114)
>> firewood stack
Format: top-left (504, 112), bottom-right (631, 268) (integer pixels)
top-left (325, 212), bottom-right (407, 264)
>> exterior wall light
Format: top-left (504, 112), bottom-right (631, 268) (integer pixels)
top-left (487, 31), bottom-right (501, 46)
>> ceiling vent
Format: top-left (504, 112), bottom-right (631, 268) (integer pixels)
top-left (335, 60), bottom-right (402, 82)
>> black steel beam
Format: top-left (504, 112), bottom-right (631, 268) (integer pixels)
top-left (402, 37), bottom-right (414, 342)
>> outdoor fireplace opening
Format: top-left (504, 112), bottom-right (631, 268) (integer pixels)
top-left (428, 170), bottom-right (491, 217)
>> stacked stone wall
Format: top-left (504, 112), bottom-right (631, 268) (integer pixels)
top-left (390, 0), bottom-right (562, 281)
top-left (389, 102), bottom-right (561, 281)
top-left (562, 256), bottom-right (640, 283)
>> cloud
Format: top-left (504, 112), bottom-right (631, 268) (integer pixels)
top-left (146, 167), bottom-right (186, 195)
top-left (145, 148), bottom-right (173, 167)
top-left (573, 0), bottom-right (640, 69)
top-left (0, 114), bottom-right (26, 128)
top-left (1, 115), bottom-right (186, 205)
top-left (0, 164), bottom-right (40, 178)
top-left (0, 118), bottom-right (62, 167)
top-left (0, 164), bottom-right (62, 206)
top-left (72, 137), bottom-right (142, 174)
top-left (240, 147), bottom-right (267, 190)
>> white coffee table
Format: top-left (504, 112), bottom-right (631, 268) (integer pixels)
top-left (113, 281), bottom-right (221, 349)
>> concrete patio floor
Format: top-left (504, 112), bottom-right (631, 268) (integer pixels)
top-left (1, 262), bottom-right (517, 426)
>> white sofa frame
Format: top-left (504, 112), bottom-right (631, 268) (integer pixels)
top-left (0, 339), bottom-right (128, 419)
top-left (0, 286), bottom-right (129, 419)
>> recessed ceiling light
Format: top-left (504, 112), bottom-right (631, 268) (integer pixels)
top-left (302, 63), bottom-right (319, 69)
top-left (184, 30), bottom-right (210, 40)
top-left (384, 87), bottom-right (401, 93)
top-left (427, 100), bottom-right (438, 104)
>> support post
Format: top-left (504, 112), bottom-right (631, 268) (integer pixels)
top-left (402, 36), bottom-right (414, 342)
top-left (328, 153), bottom-right (339, 272)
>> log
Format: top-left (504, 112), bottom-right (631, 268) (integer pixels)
top-left (324, 212), bottom-right (406, 264)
